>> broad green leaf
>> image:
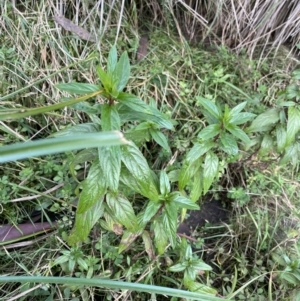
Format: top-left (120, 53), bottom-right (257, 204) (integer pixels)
top-left (203, 152), bottom-right (219, 194)
top-left (118, 105), bottom-right (175, 130)
top-left (259, 134), bottom-right (273, 156)
top-left (187, 282), bottom-right (217, 295)
top-left (280, 142), bottom-right (300, 166)
top-left (117, 92), bottom-right (151, 112)
top-left (153, 218), bottom-right (169, 255)
top-left (190, 171), bottom-right (203, 202)
top-left (114, 51), bottom-right (130, 91)
top-left (107, 46), bottom-right (118, 76)
top-left (0, 91), bottom-right (102, 121)
top-left (228, 101), bottom-right (247, 117)
top-left (163, 203), bottom-right (177, 248)
top-left (55, 82), bottom-right (101, 95)
top-left (169, 192), bottom-right (200, 210)
top-left (121, 142), bottom-right (151, 181)
top-left (68, 197), bottom-right (104, 245)
top-left (169, 263), bottom-right (187, 272)
top-left (190, 259), bottom-right (212, 271)
top-left (186, 141), bottom-right (214, 162)
top-left (230, 112), bottom-right (256, 125)
top-left (118, 230), bottom-right (142, 253)
top-left (276, 124), bottom-right (287, 152)
top-left (50, 123), bottom-right (99, 138)
top-left (77, 160), bottom-right (107, 214)
top-left (101, 104), bottom-right (120, 131)
top-left (286, 83), bottom-right (300, 100)
top-left (0, 132), bottom-right (127, 163)
top-left (227, 124), bottom-right (251, 145)
top-left (96, 66), bottom-right (112, 91)
top-left (219, 133), bottom-right (238, 155)
top-left (286, 106), bottom-right (300, 145)
top-left (139, 201), bottom-right (162, 226)
top-left (178, 159), bottom-right (202, 190)
top-left (106, 193), bottom-right (138, 231)
top-left (98, 146), bottom-right (121, 192)
top-left (196, 97), bottom-right (221, 120)
top-left (248, 108), bottom-right (280, 132)
top-left (125, 128), bottom-right (150, 146)
top-left (160, 170), bottom-right (170, 195)
top-left (149, 129), bottom-right (171, 152)
top-left (197, 124), bottom-right (221, 141)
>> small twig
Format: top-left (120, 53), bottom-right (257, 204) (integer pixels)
top-left (10, 183), bottom-right (64, 202)
top-left (177, 233), bottom-right (198, 242)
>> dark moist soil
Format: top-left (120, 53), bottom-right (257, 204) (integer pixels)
top-left (177, 198), bottom-right (229, 236)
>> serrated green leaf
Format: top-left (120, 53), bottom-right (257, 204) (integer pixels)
top-left (160, 170), bottom-right (170, 195)
top-left (169, 192), bottom-right (200, 209)
top-left (77, 160), bottom-right (107, 214)
top-left (55, 82), bottom-right (101, 95)
top-left (139, 201), bottom-right (162, 226)
top-left (169, 263), bottom-right (187, 272)
top-left (96, 66), bottom-right (112, 91)
top-left (186, 141), bottom-right (214, 162)
top-left (178, 159), bottom-right (202, 190)
top-left (101, 104), bottom-right (120, 131)
top-left (230, 112), bottom-right (256, 125)
top-left (196, 97), bottom-right (221, 120)
top-left (219, 132), bottom-right (238, 155)
top-left (191, 259), bottom-right (212, 271)
top-left (107, 46), bottom-right (118, 76)
top-left (121, 142), bottom-right (151, 181)
top-left (114, 52), bottom-right (130, 91)
top-left (106, 193), bottom-right (138, 231)
top-left (153, 218), bottom-right (169, 254)
top-left (248, 108), bottom-right (280, 132)
top-left (149, 129), bottom-right (171, 152)
top-left (276, 124), bottom-right (287, 152)
top-left (124, 128), bottom-right (150, 146)
top-left (117, 93), bottom-right (174, 130)
top-left (259, 134), bottom-right (274, 156)
top-left (286, 106), bottom-right (300, 145)
top-left (203, 152), bottom-right (219, 194)
top-left (286, 84), bottom-right (300, 100)
top-left (227, 124), bottom-right (251, 145)
top-left (187, 282), bottom-right (217, 295)
top-left (69, 197), bottom-right (104, 245)
top-left (120, 167), bottom-right (159, 201)
top-left (280, 142), bottom-right (300, 166)
top-left (163, 203), bottom-right (177, 248)
top-left (229, 101), bottom-right (247, 117)
top-left (98, 146), bottom-right (121, 192)
top-left (197, 124), bottom-right (221, 141)
top-left (50, 123), bottom-right (99, 138)
top-left (190, 171), bottom-right (203, 202)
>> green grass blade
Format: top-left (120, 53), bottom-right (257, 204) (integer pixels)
top-left (0, 276), bottom-right (228, 300)
top-left (0, 91), bottom-right (102, 121)
top-left (0, 132), bottom-right (128, 163)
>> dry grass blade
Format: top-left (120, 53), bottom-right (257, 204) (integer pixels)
top-left (53, 15), bottom-right (96, 42)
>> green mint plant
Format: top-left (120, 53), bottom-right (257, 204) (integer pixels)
top-left (179, 97), bottom-right (255, 197)
top-left (54, 46), bottom-right (198, 255)
top-left (247, 69), bottom-right (300, 167)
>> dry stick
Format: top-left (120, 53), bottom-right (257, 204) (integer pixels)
top-left (10, 183), bottom-right (64, 202)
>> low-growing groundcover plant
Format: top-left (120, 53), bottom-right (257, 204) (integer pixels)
top-left (1, 46), bottom-right (300, 301)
